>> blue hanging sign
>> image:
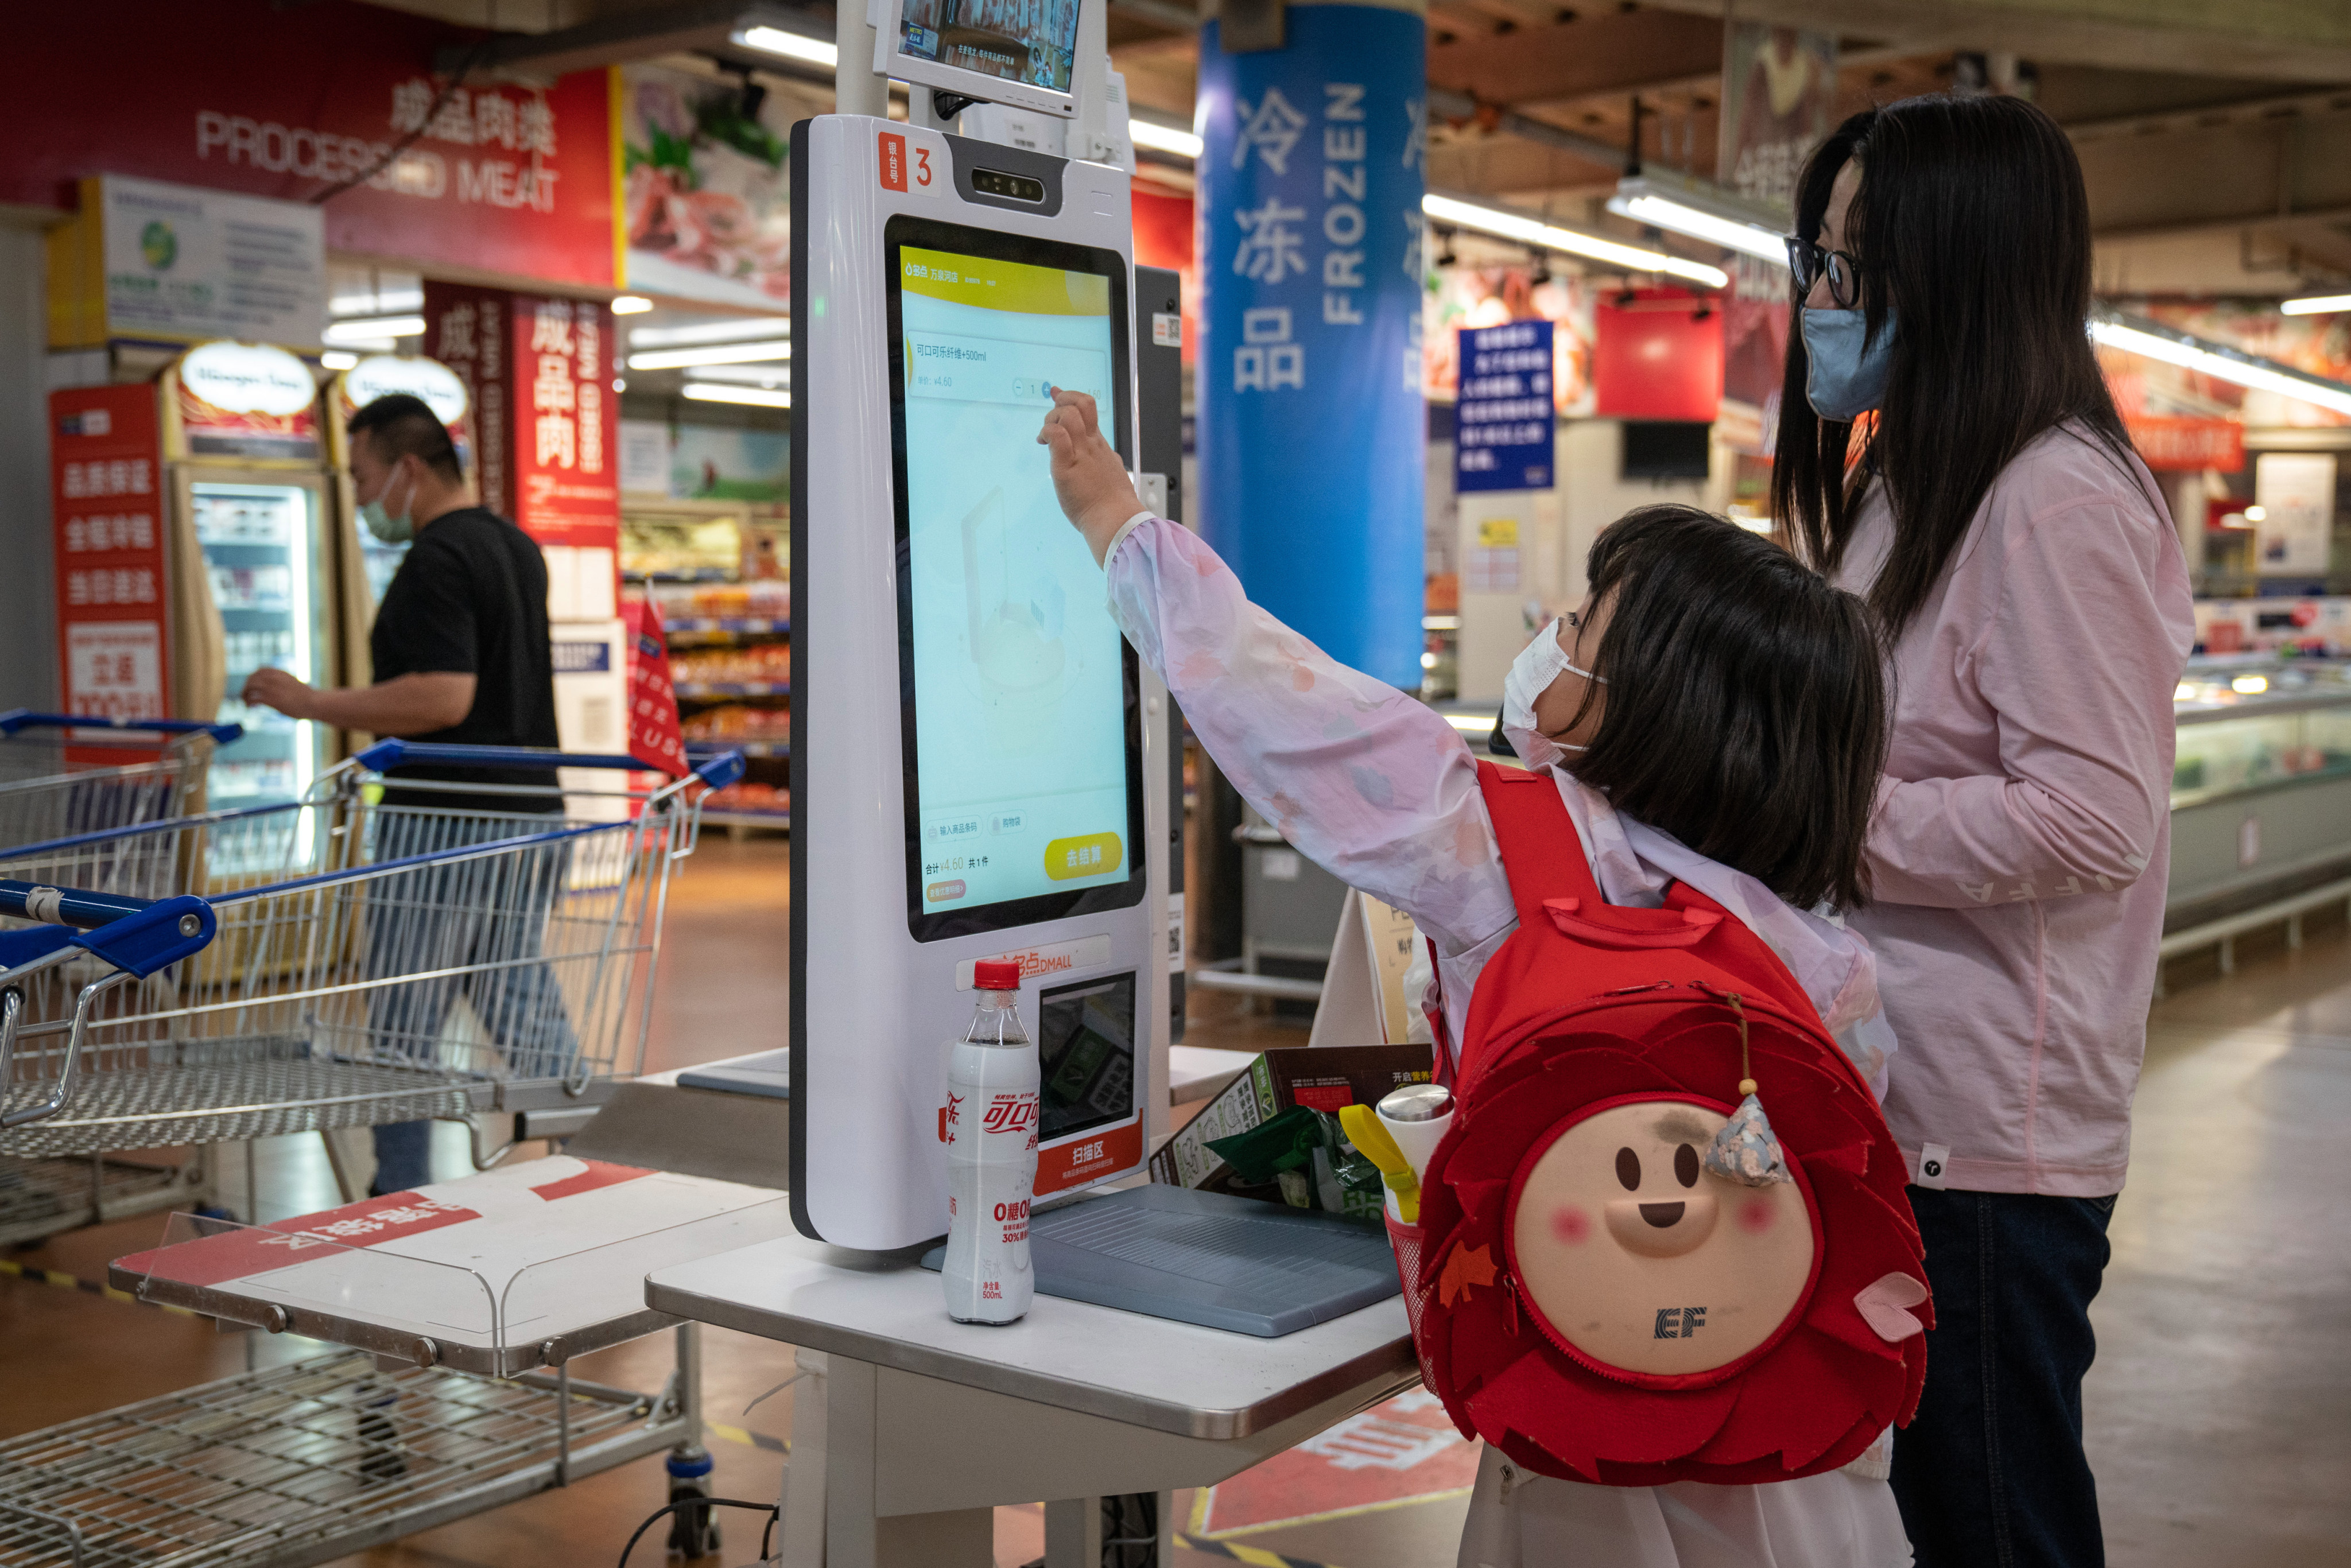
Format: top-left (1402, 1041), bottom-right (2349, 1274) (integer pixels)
top-left (1196, 2), bottom-right (1429, 691)
top-left (1454, 320), bottom-right (1554, 492)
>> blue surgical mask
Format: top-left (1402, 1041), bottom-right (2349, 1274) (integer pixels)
top-left (359, 467), bottom-right (416, 545)
top-left (1800, 306), bottom-right (1898, 421)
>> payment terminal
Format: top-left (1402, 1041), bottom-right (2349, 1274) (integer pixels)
top-left (788, 91), bottom-right (1154, 1249)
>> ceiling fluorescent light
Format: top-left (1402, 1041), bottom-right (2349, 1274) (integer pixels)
top-left (1422, 192), bottom-right (1728, 290)
top-left (611, 294), bottom-right (655, 315)
top-left (629, 339), bottom-right (793, 371)
top-left (1608, 177), bottom-right (1787, 265)
top-left (324, 315), bottom-right (424, 344)
top-left (2281, 292), bottom-right (2351, 316)
top-left (320, 351), bottom-right (359, 371)
top-left (684, 382), bottom-right (792, 408)
top-left (1130, 119), bottom-right (1203, 159)
top-left (2090, 313), bottom-right (2351, 417)
top-left (734, 22), bottom-right (838, 67)
top-left (628, 316), bottom-right (792, 348)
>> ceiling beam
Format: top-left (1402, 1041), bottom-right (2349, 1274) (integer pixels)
top-left (1427, 9), bottom-right (1722, 107)
top-left (1631, 0), bottom-right (2351, 83)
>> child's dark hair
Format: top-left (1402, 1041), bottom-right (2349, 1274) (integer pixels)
top-left (1558, 504), bottom-right (1887, 910)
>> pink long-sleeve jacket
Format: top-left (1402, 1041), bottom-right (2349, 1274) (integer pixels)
top-left (1836, 425), bottom-right (2194, 1197)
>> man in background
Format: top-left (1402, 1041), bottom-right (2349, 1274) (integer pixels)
top-left (242, 393), bottom-right (572, 1196)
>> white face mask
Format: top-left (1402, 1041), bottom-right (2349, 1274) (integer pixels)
top-left (1501, 615), bottom-right (1607, 770)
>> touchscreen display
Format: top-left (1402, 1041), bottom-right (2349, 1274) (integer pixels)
top-left (895, 0), bottom-right (1081, 93)
top-left (891, 226), bottom-right (1138, 936)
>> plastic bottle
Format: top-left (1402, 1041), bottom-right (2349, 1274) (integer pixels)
top-left (942, 958), bottom-right (1039, 1324)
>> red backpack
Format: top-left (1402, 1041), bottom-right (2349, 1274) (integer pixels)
top-left (1400, 762), bottom-right (1929, 1487)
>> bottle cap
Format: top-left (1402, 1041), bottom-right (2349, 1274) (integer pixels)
top-left (1378, 1082), bottom-right (1453, 1123)
top-left (972, 960), bottom-right (1022, 991)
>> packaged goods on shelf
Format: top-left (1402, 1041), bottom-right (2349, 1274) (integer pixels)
top-left (650, 580), bottom-right (792, 621)
top-left (682, 704), bottom-right (791, 740)
top-left (669, 642), bottom-right (793, 685)
top-left (704, 781), bottom-right (790, 816)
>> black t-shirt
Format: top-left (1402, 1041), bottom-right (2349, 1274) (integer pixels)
top-left (370, 507), bottom-right (562, 813)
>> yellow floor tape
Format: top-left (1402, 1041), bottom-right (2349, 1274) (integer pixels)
top-left (0, 1255), bottom-right (192, 1315)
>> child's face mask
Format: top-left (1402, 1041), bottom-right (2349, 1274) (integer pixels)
top-left (1503, 615), bottom-right (1607, 769)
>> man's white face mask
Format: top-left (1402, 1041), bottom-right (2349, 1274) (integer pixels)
top-left (1501, 614), bottom-right (1607, 771)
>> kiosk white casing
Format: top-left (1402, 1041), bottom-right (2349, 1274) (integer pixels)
top-left (789, 115), bottom-right (1154, 1251)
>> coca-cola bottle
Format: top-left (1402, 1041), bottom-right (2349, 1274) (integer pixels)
top-left (942, 959), bottom-right (1038, 1323)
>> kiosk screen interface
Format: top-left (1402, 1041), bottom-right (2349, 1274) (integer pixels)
top-left (889, 223), bottom-right (1140, 938)
top-left (895, 0), bottom-right (1081, 94)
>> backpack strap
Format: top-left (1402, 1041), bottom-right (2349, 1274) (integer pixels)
top-left (1475, 760), bottom-right (1605, 932)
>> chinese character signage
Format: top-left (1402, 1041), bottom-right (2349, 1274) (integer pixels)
top-left (1455, 321), bottom-right (1554, 492)
top-left (1717, 24), bottom-right (1836, 449)
top-left (50, 385), bottom-right (170, 724)
top-left (1196, 5), bottom-right (1428, 690)
top-left (424, 285), bottom-right (619, 572)
top-left (2125, 416), bottom-right (2243, 473)
top-left (18, 2), bottom-right (614, 308)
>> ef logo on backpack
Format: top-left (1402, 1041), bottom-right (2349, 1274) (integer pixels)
top-left (1397, 764), bottom-right (1931, 1488)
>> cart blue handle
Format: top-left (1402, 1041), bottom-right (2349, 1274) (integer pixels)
top-left (0, 711), bottom-right (243, 745)
top-left (0, 887), bottom-right (214, 979)
top-left (355, 739), bottom-right (747, 790)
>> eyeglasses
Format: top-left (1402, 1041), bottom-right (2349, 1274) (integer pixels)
top-left (1784, 237), bottom-right (1869, 309)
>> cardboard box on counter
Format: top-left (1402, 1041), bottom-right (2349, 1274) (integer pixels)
top-left (1149, 1043), bottom-right (1434, 1197)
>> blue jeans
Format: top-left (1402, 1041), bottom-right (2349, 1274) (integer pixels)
top-left (1892, 1187), bottom-right (2117, 1568)
top-left (366, 810), bottom-right (580, 1194)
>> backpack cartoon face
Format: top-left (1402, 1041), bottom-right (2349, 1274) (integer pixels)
top-left (1510, 1096), bottom-right (1818, 1377)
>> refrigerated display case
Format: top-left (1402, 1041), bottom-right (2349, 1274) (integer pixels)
top-left (2168, 655), bottom-right (2351, 911)
top-left (181, 473), bottom-right (337, 810)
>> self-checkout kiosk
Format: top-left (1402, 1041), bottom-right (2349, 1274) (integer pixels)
top-left (789, 0), bottom-right (1165, 1252)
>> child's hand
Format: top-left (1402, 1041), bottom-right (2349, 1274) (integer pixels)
top-left (1038, 387), bottom-right (1144, 565)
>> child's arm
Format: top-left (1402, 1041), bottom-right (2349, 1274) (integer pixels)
top-left (1040, 391), bottom-right (1515, 958)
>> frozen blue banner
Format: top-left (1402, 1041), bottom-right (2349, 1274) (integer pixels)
top-left (1196, 2), bottom-right (1428, 691)
top-left (1454, 320), bottom-right (1554, 492)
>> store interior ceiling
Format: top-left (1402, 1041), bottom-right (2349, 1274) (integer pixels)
top-left (347, 0), bottom-right (2351, 383)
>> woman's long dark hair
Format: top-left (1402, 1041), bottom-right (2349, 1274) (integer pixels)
top-left (1562, 504), bottom-right (1887, 911)
top-left (1771, 94), bottom-right (2133, 635)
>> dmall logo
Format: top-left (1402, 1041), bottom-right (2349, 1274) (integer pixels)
top-left (982, 1093), bottom-right (1038, 1135)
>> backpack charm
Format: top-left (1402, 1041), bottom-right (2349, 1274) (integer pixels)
top-left (1703, 993), bottom-right (1794, 1188)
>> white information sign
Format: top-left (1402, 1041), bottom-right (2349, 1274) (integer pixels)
top-left (65, 621), bottom-right (165, 724)
top-left (2253, 452), bottom-right (2337, 576)
top-left (101, 174), bottom-right (327, 349)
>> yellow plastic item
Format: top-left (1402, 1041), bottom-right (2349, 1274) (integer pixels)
top-left (1340, 1103), bottom-right (1420, 1224)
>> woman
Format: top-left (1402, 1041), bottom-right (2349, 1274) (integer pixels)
top-left (1774, 94), bottom-right (2195, 1566)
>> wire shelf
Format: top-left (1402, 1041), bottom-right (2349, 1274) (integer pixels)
top-left (0, 1155), bottom-right (205, 1249)
top-left (1, 1047), bottom-right (476, 1161)
top-left (0, 1348), bottom-right (677, 1568)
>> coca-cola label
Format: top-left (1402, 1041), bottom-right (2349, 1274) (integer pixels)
top-left (983, 1093), bottom-right (1039, 1135)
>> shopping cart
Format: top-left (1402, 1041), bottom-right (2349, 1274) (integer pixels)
top-left (0, 715), bottom-right (240, 1245)
top-left (0, 742), bottom-right (743, 1161)
top-left (0, 713), bottom-right (241, 850)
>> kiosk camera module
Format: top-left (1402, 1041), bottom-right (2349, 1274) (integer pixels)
top-left (791, 115), bottom-right (1153, 1252)
top-left (874, 0), bottom-right (1084, 117)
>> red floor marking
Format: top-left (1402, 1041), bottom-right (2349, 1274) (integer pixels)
top-left (1194, 1388), bottom-right (1481, 1538)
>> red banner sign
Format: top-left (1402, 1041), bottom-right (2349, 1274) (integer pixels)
top-left (623, 599), bottom-right (691, 779)
top-left (49, 385), bottom-right (170, 724)
top-left (5, 2), bottom-right (612, 287)
top-left (2128, 416), bottom-right (2244, 473)
top-left (511, 296), bottom-right (620, 550)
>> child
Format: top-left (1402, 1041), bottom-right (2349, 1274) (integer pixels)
top-left (1039, 389), bottom-right (1908, 1567)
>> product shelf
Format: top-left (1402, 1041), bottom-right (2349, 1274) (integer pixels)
top-left (672, 681), bottom-right (790, 700)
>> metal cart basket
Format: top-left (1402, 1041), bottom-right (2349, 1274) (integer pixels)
top-left (0, 742), bottom-right (742, 1160)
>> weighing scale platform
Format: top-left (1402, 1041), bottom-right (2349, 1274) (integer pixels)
top-left (918, 1183), bottom-right (1401, 1337)
top-left (677, 1047), bottom-right (792, 1099)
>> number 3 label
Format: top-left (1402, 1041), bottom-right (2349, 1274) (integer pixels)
top-left (879, 131), bottom-right (946, 199)
top-left (914, 147), bottom-right (933, 187)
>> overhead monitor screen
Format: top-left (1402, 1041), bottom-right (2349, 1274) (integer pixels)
top-left (886, 217), bottom-right (1142, 941)
top-left (894, 0), bottom-right (1081, 94)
